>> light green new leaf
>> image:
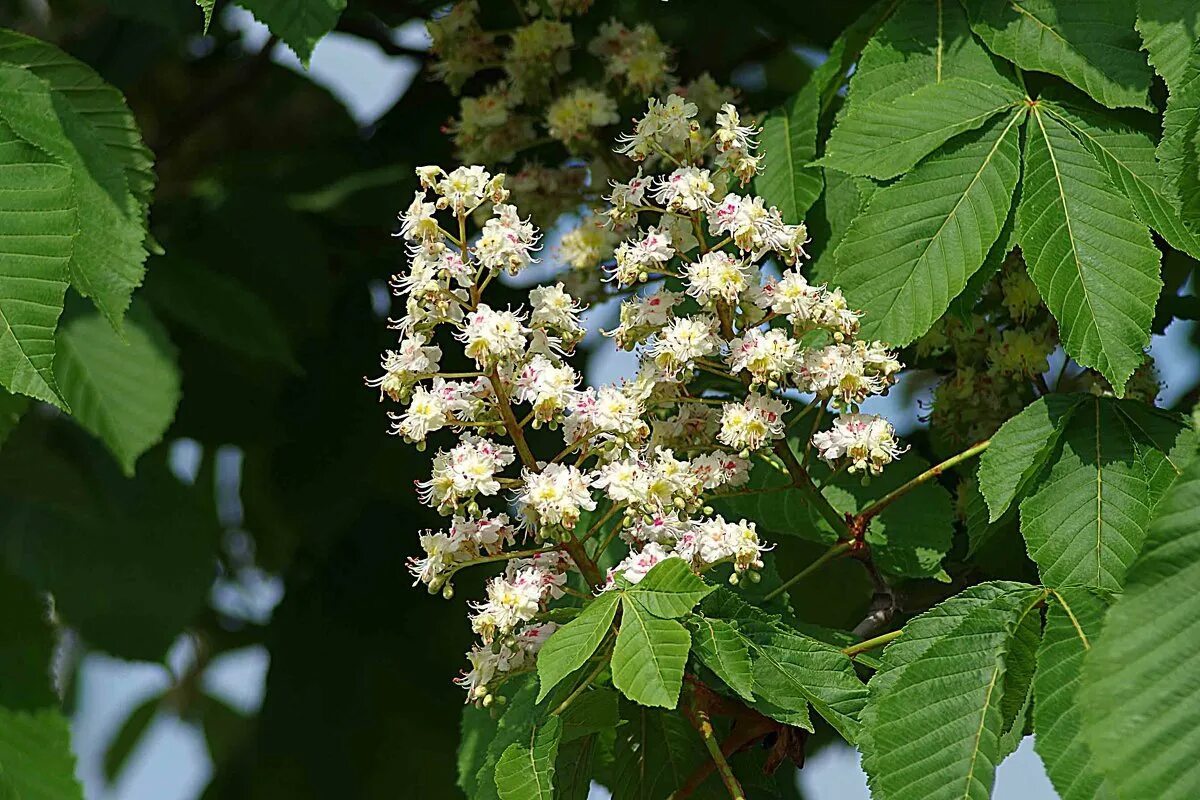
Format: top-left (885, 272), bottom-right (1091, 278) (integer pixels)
top-left (0, 123), bottom-right (74, 408)
top-left (834, 108), bottom-right (1023, 345)
top-left (54, 314), bottom-right (181, 475)
top-left (1033, 587), bottom-right (1114, 800)
top-left (978, 393), bottom-right (1084, 522)
top-left (963, 0), bottom-right (1153, 110)
top-left (860, 582), bottom-right (1044, 800)
top-left (844, 0), bottom-right (1014, 111)
top-left (1080, 456), bottom-right (1200, 800)
top-left (756, 84), bottom-right (821, 223)
top-left (822, 78), bottom-right (1021, 180)
top-left (0, 30), bottom-right (156, 225)
top-left (197, 0), bottom-right (215, 33)
top-left (611, 596), bottom-right (689, 709)
top-left (1135, 0), bottom-right (1200, 91)
top-left (536, 590), bottom-right (618, 703)
top-left (1044, 100), bottom-right (1200, 260)
top-left (628, 559), bottom-right (713, 619)
top-left (0, 65), bottom-right (147, 332)
top-left (494, 716), bottom-right (561, 800)
top-left (1020, 396), bottom-right (1152, 590)
top-left (236, 0), bottom-right (347, 65)
top-left (687, 616), bottom-right (754, 702)
top-left (1017, 107), bottom-right (1161, 394)
top-left (0, 708), bottom-right (84, 800)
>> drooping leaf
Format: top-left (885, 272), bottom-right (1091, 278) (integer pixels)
top-left (559, 688), bottom-right (620, 744)
top-left (822, 78), bottom-right (1021, 181)
top-left (1135, 0), bottom-right (1200, 91)
top-left (1020, 396), bottom-right (1154, 590)
top-left (611, 595), bottom-right (690, 709)
top-left (1080, 457), bottom-right (1200, 800)
top-left (756, 84), bottom-right (822, 223)
top-left (687, 616), bottom-right (755, 702)
top-left (1044, 99), bottom-right (1200, 260)
top-left (536, 590), bottom-right (618, 702)
top-left (860, 581), bottom-right (1045, 800)
top-left (948, 185), bottom-right (1018, 320)
top-left (809, 168), bottom-right (876, 286)
top-left (236, 0), bottom-right (347, 65)
top-left (978, 393), bottom-right (1084, 522)
top-left (610, 703), bottom-right (721, 800)
top-left (996, 607), bottom-right (1040, 759)
top-left (834, 108), bottom-right (1024, 345)
top-left (0, 568), bottom-right (55, 712)
top-left (0, 55), bottom-right (148, 331)
top-left (458, 705), bottom-right (498, 798)
top-left (54, 313), bottom-right (181, 475)
top-left (1033, 587), bottom-right (1114, 800)
top-left (494, 716), bottom-right (561, 800)
top-left (628, 559), bottom-right (713, 619)
top-left (102, 693), bottom-right (161, 783)
top-left (963, 0), bottom-right (1153, 110)
top-left (1111, 400), bottom-right (1196, 506)
top-left (1156, 41), bottom-right (1200, 212)
top-left (0, 122), bottom-right (74, 408)
top-left (0, 708), bottom-right (84, 800)
top-left (1017, 106), bottom-right (1161, 394)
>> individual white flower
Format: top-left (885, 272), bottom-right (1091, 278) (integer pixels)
top-left (408, 530), bottom-right (463, 586)
top-left (435, 165), bottom-right (493, 214)
top-left (678, 516), bottom-right (766, 572)
top-left (516, 463), bottom-right (597, 531)
top-left (605, 289), bottom-right (680, 349)
top-left (758, 269), bottom-right (823, 322)
top-left (615, 95), bottom-right (698, 160)
top-left (690, 451), bottom-right (751, 490)
top-left (811, 413), bottom-right (906, 475)
top-left (812, 287), bottom-right (860, 339)
top-left (514, 355), bottom-right (580, 422)
top-left (796, 341), bottom-right (900, 410)
top-left (714, 104), bottom-right (759, 153)
top-left (366, 334), bottom-right (442, 401)
top-left (528, 283), bottom-right (585, 343)
top-left (592, 456), bottom-right (650, 504)
top-left (389, 385), bottom-right (450, 442)
top-left (682, 251), bottom-right (751, 305)
top-left (456, 644), bottom-right (500, 699)
top-left (563, 385), bottom-right (650, 448)
top-left (456, 304), bottom-right (529, 367)
top-left (417, 435), bottom-right (515, 513)
top-left (476, 203), bottom-right (540, 275)
top-left (470, 570), bottom-right (543, 643)
top-left (717, 393), bottom-right (788, 451)
top-left (507, 550), bottom-right (574, 600)
top-left (453, 511), bottom-right (515, 556)
top-left (651, 166), bottom-right (715, 213)
top-left (609, 226), bottom-right (674, 286)
top-left (625, 511), bottom-right (689, 545)
top-left (397, 191), bottom-right (440, 242)
top-left (726, 327), bottom-right (800, 385)
top-left (603, 169), bottom-right (650, 225)
top-left (605, 541), bottom-right (679, 587)
top-left (649, 315), bottom-right (720, 377)
top-left (558, 220), bottom-right (617, 270)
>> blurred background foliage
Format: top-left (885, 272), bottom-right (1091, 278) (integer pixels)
top-left (0, 1), bottom-right (899, 796)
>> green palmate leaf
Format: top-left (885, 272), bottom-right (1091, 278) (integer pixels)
top-left (1044, 100), bottom-right (1200, 260)
top-left (809, 168), bottom-right (875, 286)
top-left (1136, 0), bottom-right (1200, 91)
top-left (978, 393), bottom-right (1084, 522)
top-left (628, 559), bottom-right (713, 619)
top-left (1156, 38), bottom-right (1200, 205)
top-left (834, 108), bottom-right (1023, 345)
top-left (962, 477), bottom-right (1012, 557)
top-left (948, 187), bottom-right (1018, 320)
top-left (236, 0), bottom-right (347, 65)
top-left (821, 455), bottom-right (957, 580)
top-left (0, 29), bottom-right (156, 226)
top-left (559, 688), bottom-right (619, 744)
top-left (554, 735), bottom-right (599, 800)
top-left (1017, 106), bottom-right (1161, 394)
top-left (536, 590), bottom-right (618, 702)
top-left (962, 0), bottom-right (1153, 110)
top-left (472, 681), bottom-right (551, 800)
top-left (1080, 457), bottom-right (1200, 800)
top-left (196, 0), bottom-right (215, 33)
top-left (843, 0), bottom-right (1014, 111)
top-left (145, 264), bottom-right (299, 370)
top-left (1019, 396), bottom-right (1174, 590)
top-left (611, 595), bottom-right (690, 709)
top-left (1033, 587), bottom-right (1114, 800)
top-left (458, 706), bottom-right (498, 798)
top-left (0, 708), bottom-right (83, 800)
top-left (687, 616), bottom-right (755, 702)
top-left (996, 607), bottom-right (1040, 759)
top-left (610, 703), bottom-right (720, 800)
top-left (0, 389), bottom-right (27, 450)
top-left (54, 313), bottom-right (180, 475)
top-left (822, 78), bottom-right (1021, 180)
top-left (1111, 400), bottom-right (1196, 506)
top-left (0, 64), bottom-right (147, 332)
top-left (809, 0), bottom-right (901, 112)
top-left (0, 122), bottom-right (74, 408)
top-left (860, 581), bottom-right (1045, 800)
top-left (701, 589), bottom-right (867, 742)
top-left (494, 716), bottom-right (561, 800)
top-left (756, 84), bottom-right (821, 223)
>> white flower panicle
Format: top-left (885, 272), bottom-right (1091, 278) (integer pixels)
top-left (371, 97), bottom-right (906, 703)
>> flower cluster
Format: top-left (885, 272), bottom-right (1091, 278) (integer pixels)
top-left (371, 98), bottom-right (906, 702)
